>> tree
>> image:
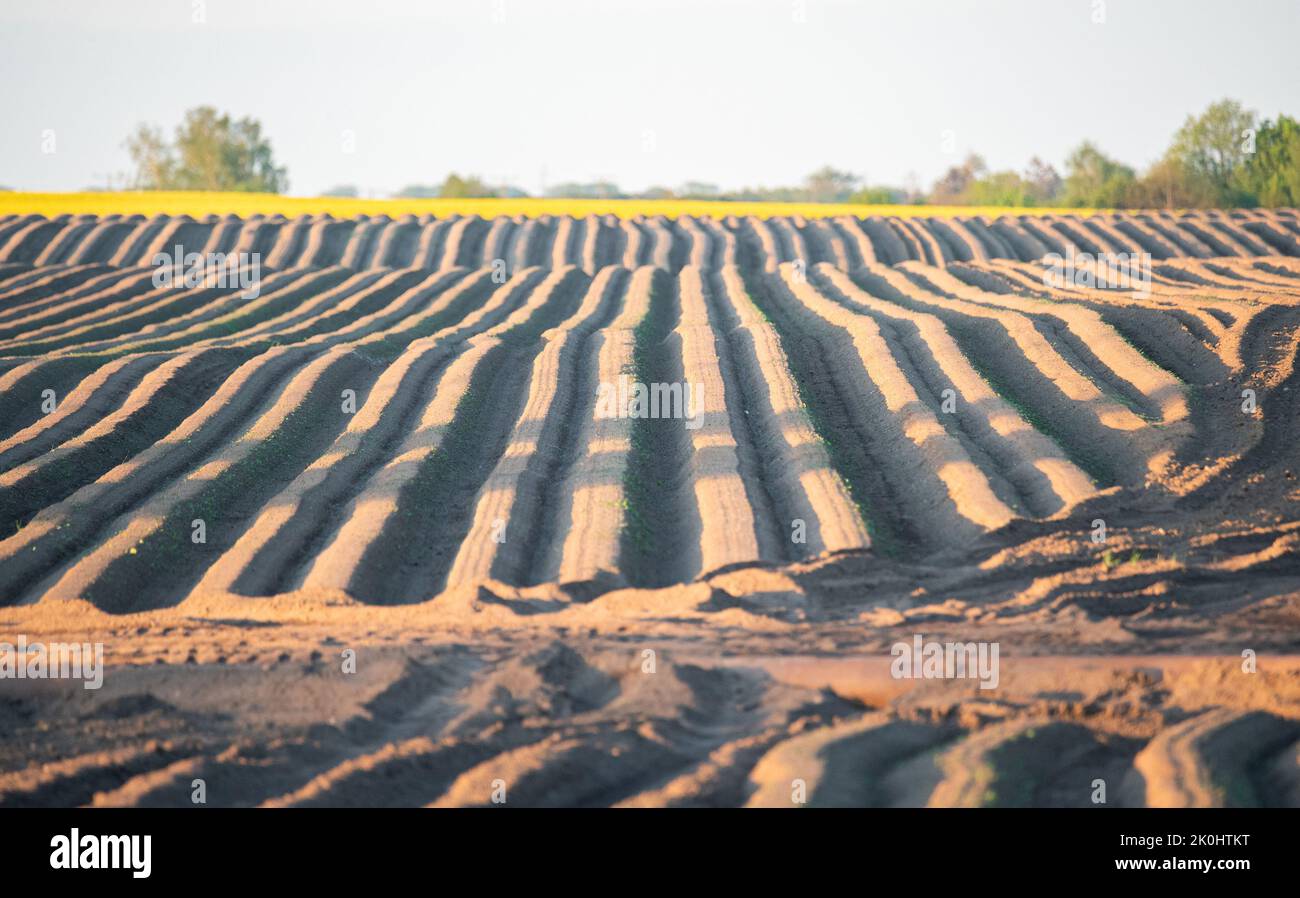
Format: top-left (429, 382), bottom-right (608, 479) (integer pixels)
top-left (1238, 115), bottom-right (1300, 207)
top-left (321, 185), bottom-right (360, 197)
top-left (964, 171), bottom-right (1035, 206)
top-left (803, 166), bottom-right (859, 202)
top-left (1023, 157), bottom-right (1063, 204)
top-left (929, 154), bottom-right (987, 203)
top-left (126, 106), bottom-right (287, 193)
top-left (1164, 99), bottom-right (1257, 206)
top-left (394, 184), bottom-right (441, 198)
top-left (678, 181), bottom-right (720, 198)
top-left (544, 181), bottom-right (624, 199)
top-left (124, 125), bottom-right (173, 191)
top-left (1127, 157), bottom-right (1206, 209)
top-left (1061, 142), bottom-right (1136, 207)
top-left (436, 174), bottom-right (498, 198)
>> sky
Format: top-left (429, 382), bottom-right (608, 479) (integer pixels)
top-left (1, 0), bottom-right (1298, 197)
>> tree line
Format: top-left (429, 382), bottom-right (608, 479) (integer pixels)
top-left (123, 100), bottom-right (1298, 208)
top-left (925, 101), bottom-right (1299, 208)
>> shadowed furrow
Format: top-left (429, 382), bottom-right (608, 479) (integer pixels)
top-left (0, 209), bottom-right (1295, 608)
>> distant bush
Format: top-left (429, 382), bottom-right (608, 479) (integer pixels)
top-left (848, 185), bottom-right (908, 204)
top-left (393, 184), bottom-right (441, 198)
top-left (437, 174), bottom-right (498, 198)
top-left (393, 175), bottom-right (503, 199)
top-left (544, 181), bottom-right (625, 199)
top-left (927, 155), bottom-right (1063, 207)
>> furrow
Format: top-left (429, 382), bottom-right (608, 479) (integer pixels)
top-left (0, 343), bottom-right (319, 605)
top-left (854, 263), bottom-right (1146, 486)
top-left (672, 265), bottom-right (769, 571)
top-left (708, 265), bottom-right (870, 556)
top-left (1131, 709), bottom-right (1300, 808)
top-left (296, 268), bottom-right (584, 601)
top-left (0, 352), bottom-right (167, 475)
top-left (745, 713), bottom-right (950, 807)
top-left (543, 267), bottom-right (655, 589)
top-left (187, 269), bottom-right (507, 598)
top-left (815, 264), bottom-right (1096, 517)
top-left (40, 345), bottom-right (377, 610)
top-left (0, 348), bottom-right (250, 535)
top-left (442, 267), bottom-right (630, 590)
top-left (770, 263), bottom-right (1017, 548)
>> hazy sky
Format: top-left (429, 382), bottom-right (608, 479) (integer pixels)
top-left (2, 0), bottom-right (1298, 197)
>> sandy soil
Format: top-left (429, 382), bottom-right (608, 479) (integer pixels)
top-left (1, 210), bottom-right (1299, 806)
